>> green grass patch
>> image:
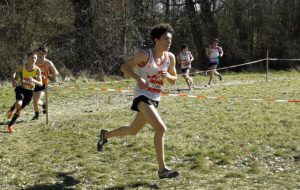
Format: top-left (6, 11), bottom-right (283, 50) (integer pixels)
top-left (0, 71), bottom-right (299, 189)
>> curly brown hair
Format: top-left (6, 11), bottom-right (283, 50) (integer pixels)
top-left (150, 23), bottom-right (174, 44)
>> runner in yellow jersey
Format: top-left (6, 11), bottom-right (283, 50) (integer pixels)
top-left (7, 52), bottom-right (42, 132)
top-left (97, 23), bottom-right (179, 179)
top-left (32, 47), bottom-right (59, 120)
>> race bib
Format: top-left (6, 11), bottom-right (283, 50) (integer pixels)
top-left (22, 77), bottom-right (32, 85)
top-left (147, 79), bottom-right (163, 93)
top-left (22, 77), bottom-right (33, 89)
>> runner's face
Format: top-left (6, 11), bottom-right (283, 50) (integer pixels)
top-left (182, 47), bottom-right (188, 52)
top-left (27, 54), bottom-right (37, 65)
top-left (213, 41), bottom-right (218, 47)
top-left (37, 50), bottom-right (46, 58)
top-left (156, 32), bottom-right (172, 51)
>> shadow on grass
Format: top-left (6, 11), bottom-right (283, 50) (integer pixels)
top-left (22, 173), bottom-right (80, 190)
top-left (0, 130), bottom-right (10, 133)
top-left (0, 121), bottom-right (10, 133)
top-left (0, 121), bottom-right (10, 126)
top-left (104, 181), bottom-right (160, 190)
top-left (0, 120), bottom-right (26, 133)
top-left (0, 120), bottom-right (24, 126)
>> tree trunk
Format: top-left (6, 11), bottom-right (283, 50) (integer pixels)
top-left (185, 0), bottom-right (207, 68)
top-left (70, 0), bottom-right (93, 73)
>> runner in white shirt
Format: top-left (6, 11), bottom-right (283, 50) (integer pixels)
top-left (97, 23), bottom-right (179, 179)
top-left (206, 39), bottom-right (223, 86)
top-left (178, 44), bottom-right (194, 90)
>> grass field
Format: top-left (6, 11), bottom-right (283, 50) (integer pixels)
top-left (0, 71), bottom-right (299, 190)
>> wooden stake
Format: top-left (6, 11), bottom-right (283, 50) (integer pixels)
top-left (45, 74), bottom-right (49, 125)
top-left (266, 50), bottom-right (269, 82)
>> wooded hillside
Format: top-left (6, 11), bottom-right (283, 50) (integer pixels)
top-left (0, 0), bottom-right (299, 79)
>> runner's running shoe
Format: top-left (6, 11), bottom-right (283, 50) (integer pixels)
top-left (31, 115), bottom-right (39, 120)
top-left (205, 83), bottom-right (211, 88)
top-left (7, 125), bottom-right (14, 133)
top-left (158, 168), bottom-right (179, 179)
top-left (218, 74), bottom-right (222, 81)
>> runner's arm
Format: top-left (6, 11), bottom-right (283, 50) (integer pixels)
top-left (32, 69), bottom-right (43, 87)
top-left (165, 52), bottom-right (177, 85)
top-left (189, 51), bottom-right (194, 62)
top-left (47, 61), bottom-right (59, 79)
top-left (218, 47), bottom-right (224, 57)
top-left (11, 65), bottom-right (22, 87)
top-left (121, 50), bottom-right (149, 89)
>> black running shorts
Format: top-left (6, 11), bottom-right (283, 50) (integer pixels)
top-left (34, 84), bottom-right (46, 92)
top-left (131, 95), bottom-right (159, 112)
top-left (15, 86), bottom-right (33, 108)
top-left (181, 68), bottom-right (190, 74)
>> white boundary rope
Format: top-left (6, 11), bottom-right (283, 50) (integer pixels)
top-left (180, 58), bottom-right (300, 76)
top-left (268, 58), bottom-right (300, 61)
top-left (216, 59), bottom-right (267, 71)
top-left (179, 59), bottom-right (267, 76)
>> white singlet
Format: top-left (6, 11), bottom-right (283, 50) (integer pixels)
top-left (209, 47), bottom-right (220, 60)
top-left (179, 51), bottom-right (192, 69)
top-left (134, 49), bottom-right (170, 101)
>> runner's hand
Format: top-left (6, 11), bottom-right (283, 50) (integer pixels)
top-left (28, 77), bottom-right (34, 83)
top-left (161, 70), bottom-right (169, 79)
top-left (137, 77), bottom-right (148, 89)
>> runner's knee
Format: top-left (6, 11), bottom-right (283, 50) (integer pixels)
top-left (38, 100), bottom-right (43, 105)
top-left (15, 102), bottom-right (22, 111)
top-left (154, 124), bottom-right (166, 136)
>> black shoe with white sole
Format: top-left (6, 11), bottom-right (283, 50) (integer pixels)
top-left (158, 168), bottom-right (179, 179)
top-left (218, 74), bottom-right (223, 81)
top-left (31, 115), bottom-right (39, 120)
